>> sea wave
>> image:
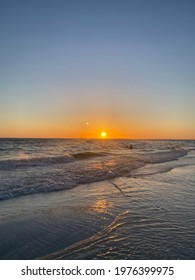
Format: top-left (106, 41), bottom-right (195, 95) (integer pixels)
top-left (141, 148), bottom-right (187, 164)
top-left (0, 154), bottom-right (75, 170)
top-left (71, 151), bottom-right (107, 159)
top-left (0, 148), bottom-right (188, 201)
top-left (0, 151), bottom-right (108, 170)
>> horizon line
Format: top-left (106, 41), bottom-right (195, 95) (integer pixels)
top-left (0, 137), bottom-right (194, 141)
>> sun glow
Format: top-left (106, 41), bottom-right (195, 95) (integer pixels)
top-left (101, 131), bottom-right (107, 138)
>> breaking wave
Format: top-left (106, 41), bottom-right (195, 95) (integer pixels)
top-left (0, 141), bottom-right (189, 201)
top-left (71, 151), bottom-right (107, 159)
top-left (0, 152), bottom-right (108, 170)
top-left (0, 155), bottom-right (75, 170)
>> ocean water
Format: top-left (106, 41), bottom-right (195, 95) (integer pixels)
top-left (0, 138), bottom-right (195, 259)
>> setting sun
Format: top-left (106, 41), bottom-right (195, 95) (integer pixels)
top-left (101, 131), bottom-right (107, 138)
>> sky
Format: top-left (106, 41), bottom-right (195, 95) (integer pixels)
top-left (0, 0), bottom-right (195, 139)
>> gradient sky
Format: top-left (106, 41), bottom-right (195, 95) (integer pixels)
top-left (0, 0), bottom-right (195, 139)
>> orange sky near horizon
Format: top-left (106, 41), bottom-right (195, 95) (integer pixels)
top-left (1, 83), bottom-right (194, 140)
top-left (1, 1), bottom-right (195, 140)
top-left (1, 113), bottom-right (194, 139)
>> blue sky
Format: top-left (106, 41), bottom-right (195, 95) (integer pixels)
top-left (0, 0), bottom-right (195, 138)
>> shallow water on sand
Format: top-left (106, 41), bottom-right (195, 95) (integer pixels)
top-left (0, 151), bottom-right (194, 259)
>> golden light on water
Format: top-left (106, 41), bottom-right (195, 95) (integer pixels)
top-left (93, 199), bottom-right (112, 214)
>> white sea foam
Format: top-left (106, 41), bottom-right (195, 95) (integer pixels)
top-left (0, 139), bottom-right (193, 201)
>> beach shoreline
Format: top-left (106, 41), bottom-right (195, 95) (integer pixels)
top-left (0, 153), bottom-right (195, 259)
top-left (0, 140), bottom-right (194, 260)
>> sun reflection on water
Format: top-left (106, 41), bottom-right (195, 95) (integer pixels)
top-left (93, 199), bottom-right (113, 214)
top-left (17, 151), bottom-right (30, 160)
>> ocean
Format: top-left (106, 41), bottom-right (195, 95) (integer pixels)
top-left (0, 138), bottom-right (195, 259)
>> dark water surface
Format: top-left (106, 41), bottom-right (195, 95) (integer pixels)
top-left (0, 139), bottom-right (194, 259)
